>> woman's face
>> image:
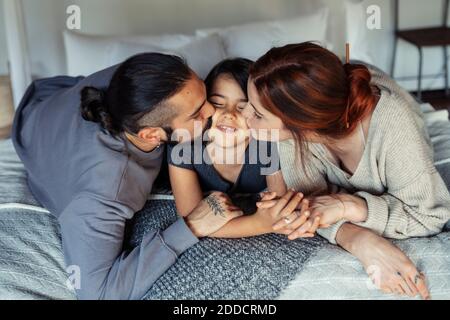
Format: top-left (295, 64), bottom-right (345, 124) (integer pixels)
top-left (208, 74), bottom-right (249, 148)
top-left (240, 80), bottom-right (292, 142)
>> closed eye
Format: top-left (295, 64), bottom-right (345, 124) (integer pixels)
top-left (249, 102), bottom-right (263, 119)
top-left (253, 110), bottom-right (263, 119)
top-left (211, 102), bottom-right (225, 108)
top-left (236, 103), bottom-right (247, 112)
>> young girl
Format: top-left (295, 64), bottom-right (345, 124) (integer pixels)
top-left (168, 58), bottom-right (291, 238)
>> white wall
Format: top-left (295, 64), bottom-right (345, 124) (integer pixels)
top-left (22, 0), bottom-right (66, 77)
top-left (68, 0), bottom-right (321, 34)
top-left (0, 1), bottom-right (9, 75)
top-left (22, 0), bottom-right (340, 78)
top-left (359, 0), bottom-right (448, 91)
top-left (12, 0), bottom-right (450, 91)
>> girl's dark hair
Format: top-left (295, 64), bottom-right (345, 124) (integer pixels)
top-left (204, 58), bottom-right (254, 97)
top-left (81, 52), bottom-right (192, 135)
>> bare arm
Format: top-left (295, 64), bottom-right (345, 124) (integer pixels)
top-left (210, 190), bottom-right (303, 239)
top-left (266, 170), bottom-right (287, 197)
top-left (168, 164), bottom-right (203, 217)
top-left (334, 222), bottom-right (431, 300)
top-left (208, 214), bottom-right (268, 238)
top-left (209, 171), bottom-right (287, 239)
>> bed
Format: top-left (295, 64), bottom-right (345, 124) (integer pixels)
top-left (0, 102), bottom-right (449, 300)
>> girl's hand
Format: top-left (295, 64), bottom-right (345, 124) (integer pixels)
top-left (286, 194), bottom-right (368, 240)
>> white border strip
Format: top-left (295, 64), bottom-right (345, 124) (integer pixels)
top-left (0, 194), bottom-right (174, 213)
top-left (0, 203), bottom-right (50, 213)
top-left (148, 194), bottom-right (174, 201)
top-left (435, 159), bottom-right (450, 166)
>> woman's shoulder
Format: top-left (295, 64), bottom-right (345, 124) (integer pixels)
top-left (372, 85), bottom-right (425, 135)
top-left (369, 65), bottom-right (424, 117)
top-left (369, 86), bottom-right (433, 162)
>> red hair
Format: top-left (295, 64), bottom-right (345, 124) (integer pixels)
top-left (250, 42), bottom-right (376, 145)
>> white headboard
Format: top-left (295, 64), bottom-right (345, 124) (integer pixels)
top-left (21, 0), bottom-right (347, 78)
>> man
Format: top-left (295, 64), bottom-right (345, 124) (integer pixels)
top-left (12, 53), bottom-right (243, 299)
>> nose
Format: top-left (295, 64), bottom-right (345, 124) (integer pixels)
top-left (240, 103), bottom-right (254, 121)
top-left (221, 110), bottom-right (237, 120)
top-left (203, 101), bottom-right (216, 119)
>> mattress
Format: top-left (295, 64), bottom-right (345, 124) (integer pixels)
top-left (0, 104), bottom-right (449, 300)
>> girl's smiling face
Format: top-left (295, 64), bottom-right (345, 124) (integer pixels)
top-left (208, 74), bottom-right (249, 148)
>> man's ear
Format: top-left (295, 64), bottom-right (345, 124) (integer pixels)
top-left (136, 127), bottom-right (166, 144)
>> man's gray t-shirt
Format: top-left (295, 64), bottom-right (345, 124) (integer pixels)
top-left (11, 66), bottom-right (198, 300)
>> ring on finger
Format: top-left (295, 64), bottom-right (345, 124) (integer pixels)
top-left (413, 273), bottom-right (422, 285)
top-left (284, 211), bottom-right (300, 224)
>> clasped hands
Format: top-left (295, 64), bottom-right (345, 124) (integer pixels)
top-left (255, 190), bottom-right (368, 240)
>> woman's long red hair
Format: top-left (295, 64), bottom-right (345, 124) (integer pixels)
top-left (250, 42), bottom-right (376, 147)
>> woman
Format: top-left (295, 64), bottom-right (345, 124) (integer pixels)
top-left (241, 42), bottom-right (450, 299)
top-left (168, 58), bottom-right (307, 238)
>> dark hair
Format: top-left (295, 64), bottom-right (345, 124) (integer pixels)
top-left (204, 58), bottom-right (254, 97)
top-left (81, 53), bottom-right (192, 135)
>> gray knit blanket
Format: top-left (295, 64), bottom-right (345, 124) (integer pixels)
top-left (128, 200), bottom-right (325, 300)
top-left (0, 138), bottom-right (325, 299)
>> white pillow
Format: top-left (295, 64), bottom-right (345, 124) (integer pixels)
top-left (195, 8), bottom-right (329, 60)
top-left (63, 31), bottom-right (195, 76)
top-left (108, 34), bottom-right (227, 79)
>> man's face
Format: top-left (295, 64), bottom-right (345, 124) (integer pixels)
top-left (168, 74), bottom-right (215, 142)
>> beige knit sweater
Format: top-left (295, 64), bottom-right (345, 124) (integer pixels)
top-left (279, 67), bottom-right (450, 244)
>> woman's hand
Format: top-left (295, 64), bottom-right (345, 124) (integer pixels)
top-left (285, 194), bottom-right (368, 240)
top-left (311, 194), bottom-right (368, 224)
top-left (253, 190), bottom-right (307, 235)
top-left (336, 223), bottom-right (431, 300)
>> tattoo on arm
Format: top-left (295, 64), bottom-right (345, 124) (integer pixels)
top-left (206, 195), bottom-right (226, 217)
